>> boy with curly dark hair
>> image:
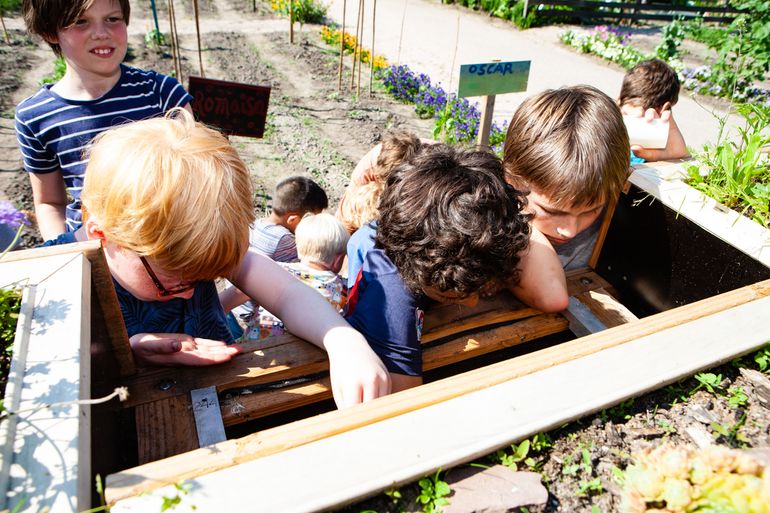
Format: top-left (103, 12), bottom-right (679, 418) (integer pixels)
top-left (344, 144), bottom-right (562, 393)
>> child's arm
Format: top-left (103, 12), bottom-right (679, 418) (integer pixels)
top-left (29, 171), bottom-right (68, 239)
top-left (129, 332), bottom-right (241, 366)
top-left (219, 285), bottom-right (250, 313)
top-left (230, 250), bottom-right (391, 407)
top-left (630, 106), bottom-right (689, 162)
top-left (507, 227), bottom-right (569, 312)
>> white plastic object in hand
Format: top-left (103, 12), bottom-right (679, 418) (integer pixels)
top-left (623, 116), bottom-right (669, 149)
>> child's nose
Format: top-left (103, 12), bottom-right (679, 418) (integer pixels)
top-left (92, 22), bottom-right (109, 38)
top-left (172, 288), bottom-right (196, 300)
top-left (556, 217), bottom-right (579, 239)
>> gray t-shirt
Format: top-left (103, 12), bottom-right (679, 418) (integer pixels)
top-left (554, 214), bottom-right (602, 271)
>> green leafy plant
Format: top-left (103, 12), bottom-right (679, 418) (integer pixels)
top-left (417, 470), bottom-right (451, 513)
top-left (144, 28), bottom-right (167, 48)
top-left (711, 413), bottom-right (749, 447)
top-left (494, 439), bottom-right (535, 471)
top-left (685, 103), bottom-right (770, 228)
top-left (600, 398), bottom-right (635, 422)
top-left (691, 372), bottom-right (725, 395)
top-left (657, 419), bottom-right (677, 435)
top-left (577, 477), bottom-right (603, 497)
top-left (754, 343), bottom-right (770, 372)
top-left (560, 26), bottom-right (646, 70)
top-left (728, 386), bottom-right (749, 408)
top-left (39, 57), bottom-right (67, 85)
top-left (655, 18), bottom-right (686, 60)
top-left (271, 0), bottom-right (327, 24)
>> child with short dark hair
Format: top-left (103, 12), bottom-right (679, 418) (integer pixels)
top-left (618, 59), bottom-right (688, 162)
top-left (16, 0), bottom-right (192, 239)
top-left (345, 144), bottom-right (555, 393)
top-left (504, 85), bottom-right (631, 271)
top-left (251, 176), bottom-right (328, 262)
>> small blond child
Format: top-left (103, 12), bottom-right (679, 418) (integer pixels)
top-left (336, 131), bottom-right (423, 234)
top-left (44, 109), bottom-right (390, 407)
top-left (618, 59), bottom-right (688, 162)
top-left (247, 213), bottom-right (350, 340)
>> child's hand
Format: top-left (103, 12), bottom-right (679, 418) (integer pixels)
top-left (629, 105), bottom-right (689, 162)
top-left (323, 326), bottom-right (391, 407)
top-left (129, 333), bottom-right (241, 366)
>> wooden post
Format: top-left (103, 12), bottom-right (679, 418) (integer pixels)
top-left (0, 11), bottom-right (10, 45)
top-left (350, 0), bottom-right (362, 89)
top-left (337, 0), bottom-right (347, 91)
top-left (369, 0), bottom-right (377, 97)
top-left (289, 0), bottom-right (294, 44)
top-left (253, 0), bottom-right (256, 12)
top-left (357, 0), bottom-right (364, 96)
top-left (192, 0), bottom-right (205, 77)
top-left (167, 0), bottom-right (182, 81)
top-left (476, 95), bottom-right (495, 147)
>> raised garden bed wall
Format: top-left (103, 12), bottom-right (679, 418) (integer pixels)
top-left (104, 161), bottom-right (770, 511)
top-left (528, 0), bottom-right (742, 23)
top-left (0, 242), bottom-right (133, 513)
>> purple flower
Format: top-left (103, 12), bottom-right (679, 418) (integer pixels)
top-left (0, 201), bottom-right (29, 230)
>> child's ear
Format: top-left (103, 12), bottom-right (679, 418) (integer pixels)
top-left (84, 219), bottom-right (106, 240)
top-left (285, 213), bottom-right (302, 232)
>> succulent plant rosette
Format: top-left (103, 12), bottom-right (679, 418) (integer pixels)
top-left (622, 444), bottom-right (770, 513)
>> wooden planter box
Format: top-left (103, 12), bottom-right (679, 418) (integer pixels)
top-left (1, 162), bottom-right (769, 512)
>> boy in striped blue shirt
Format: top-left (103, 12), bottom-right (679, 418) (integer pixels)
top-left (15, 0), bottom-right (192, 240)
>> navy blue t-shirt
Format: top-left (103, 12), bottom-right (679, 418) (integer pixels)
top-left (345, 248), bottom-right (425, 376)
top-left (40, 234), bottom-right (232, 343)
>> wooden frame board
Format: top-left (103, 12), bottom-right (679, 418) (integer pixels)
top-left (109, 281), bottom-right (770, 511)
top-left (0, 253), bottom-right (92, 512)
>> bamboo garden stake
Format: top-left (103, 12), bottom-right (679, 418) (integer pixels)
top-left (337, 0), bottom-right (347, 91)
top-left (357, 0), bottom-right (364, 96)
top-left (0, 10), bottom-right (10, 45)
top-left (369, 0), bottom-right (377, 97)
top-left (193, 0), bottom-right (204, 76)
top-left (350, 0), bottom-right (362, 89)
top-left (289, 0), bottom-right (294, 43)
top-left (167, 0), bottom-right (181, 81)
top-left (397, 0), bottom-right (408, 65)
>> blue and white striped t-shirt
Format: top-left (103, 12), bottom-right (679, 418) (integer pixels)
top-left (14, 64), bottom-right (193, 231)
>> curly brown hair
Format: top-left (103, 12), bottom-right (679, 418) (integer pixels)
top-left (376, 144), bottom-right (531, 298)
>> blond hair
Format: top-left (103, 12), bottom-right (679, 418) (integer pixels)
top-left (503, 85), bottom-right (630, 209)
top-left (82, 108), bottom-right (255, 280)
top-left (295, 213), bottom-right (350, 267)
top-left (337, 180), bottom-right (383, 234)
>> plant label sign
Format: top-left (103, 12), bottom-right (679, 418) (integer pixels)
top-left (187, 76), bottom-right (271, 138)
top-left (457, 60), bottom-right (531, 98)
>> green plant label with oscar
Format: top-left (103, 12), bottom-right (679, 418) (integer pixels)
top-left (457, 60), bottom-right (530, 98)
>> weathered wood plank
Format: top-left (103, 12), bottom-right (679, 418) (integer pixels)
top-left (1, 241), bottom-right (135, 376)
top-left (0, 255), bottom-right (93, 513)
top-left (576, 287), bottom-right (638, 328)
top-left (110, 291), bottom-right (770, 513)
top-left (105, 279), bottom-right (770, 503)
top-left (136, 395), bottom-right (199, 464)
top-left (220, 314), bottom-right (568, 426)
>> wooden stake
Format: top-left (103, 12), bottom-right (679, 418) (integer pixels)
top-left (167, 0), bottom-right (182, 82)
top-left (369, 0), bottom-right (377, 97)
top-left (396, 0), bottom-right (408, 65)
top-left (289, 0), bottom-right (294, 44)
top-left (0, 11), bottom-right (10, 45)
top-left (476, 95), bottom-right (495, 147)
top-left (350, 0), bottom-right (362, 89)
top-left (252, 0), bottom-right (256, 12)
top-left (357, 0), bottom-right (364, 96)
top-left (337, 0), bottom-right (347, 91)
top-left (192, 0), bottom-right (204, 77)
top-left (588, 195), bottom-right (619, 269)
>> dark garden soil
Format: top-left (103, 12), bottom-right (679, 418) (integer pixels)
top-left (1, 2), bottom-right (769, 512)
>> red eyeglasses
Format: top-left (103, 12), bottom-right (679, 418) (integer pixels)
top-left (139, 255), bottom-right (196, 297)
